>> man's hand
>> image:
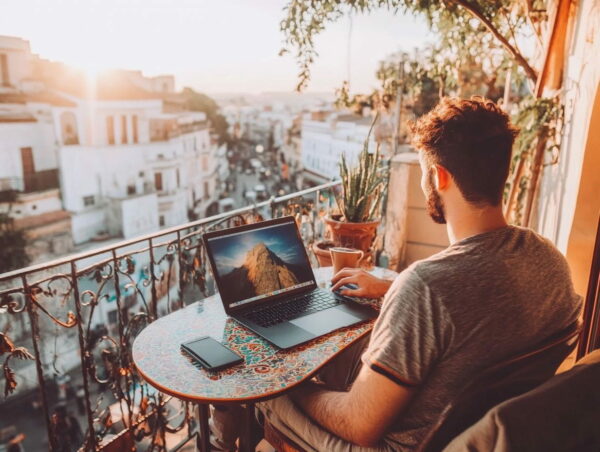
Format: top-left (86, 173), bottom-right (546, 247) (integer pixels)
top-left (331, 268), bottom-right (393, 299)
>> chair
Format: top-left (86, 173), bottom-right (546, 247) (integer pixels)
top-left (417, 319), bottom-right (582, 452)
top-left (443, 348), bottom-right (600, 451)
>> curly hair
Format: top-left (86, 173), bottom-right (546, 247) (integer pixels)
top-left (410, 97), bottom-right (519, 206)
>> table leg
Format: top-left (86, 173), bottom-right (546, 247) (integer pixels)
top-left (239, 403), bottom-right (255, 452)
top-left (196, 404), bottom-right (211, 452)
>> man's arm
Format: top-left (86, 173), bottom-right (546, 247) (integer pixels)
top-left (291, 364), bottom-right (414, 447)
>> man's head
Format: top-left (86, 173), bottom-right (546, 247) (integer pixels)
top-left (410, 97), bottom-right (519, 224)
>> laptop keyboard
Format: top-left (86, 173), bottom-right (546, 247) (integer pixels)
top-left (243, 290), bottom-right (343, 328)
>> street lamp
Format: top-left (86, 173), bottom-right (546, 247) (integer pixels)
top-left (255, 144), bottom-right (264, 154)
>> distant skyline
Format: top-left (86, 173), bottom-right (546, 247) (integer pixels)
top-left (0, 0), bottom-right (433, 94)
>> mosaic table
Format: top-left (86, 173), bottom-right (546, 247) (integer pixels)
top-left (132, 266), bottom-right (398, 451)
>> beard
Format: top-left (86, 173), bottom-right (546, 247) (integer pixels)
top-left (425, 173), bottom-right (447, 224)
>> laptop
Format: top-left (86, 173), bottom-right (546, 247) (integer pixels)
top-left (202, 216), bottom-right (378, 349)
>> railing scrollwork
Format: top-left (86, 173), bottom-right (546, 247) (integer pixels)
top-left (0, 181), bottom-right (345, 451)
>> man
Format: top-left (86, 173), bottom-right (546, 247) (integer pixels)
top-left (213, 97), bottom-right (582, 451)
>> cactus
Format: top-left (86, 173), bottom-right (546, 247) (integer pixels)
top-left (336, 114), bottom-right (387, 223)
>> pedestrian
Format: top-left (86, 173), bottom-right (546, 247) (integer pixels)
top-left (7, 433), bottom-right (25, 452)
top-left (51, 403), bottom-right (83, 452)
top-left (75, 384), bottom-right (86, 415)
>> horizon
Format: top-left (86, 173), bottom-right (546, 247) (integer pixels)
top-left (0, 0), bottom-right (432, 95)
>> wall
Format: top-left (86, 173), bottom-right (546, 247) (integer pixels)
top-left (9, 189), bottom-right (63, 220)
top-left (0, 118), bottom-right (58, 180)
top-left (77, 99), bottom-right (161, 146)
top-left (535, 1), bottom-right (600, 295)
top-left (71, 208), bottom-right (106, 244)
top-left (384, 152), bottom-right (449, 270)
top-left (302, 116), bottom-right (376, 179)
top-left (121, 193), bottom-right (159, 238)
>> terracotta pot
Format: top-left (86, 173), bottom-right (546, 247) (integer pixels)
top-left (312, 240), bottom-right (334, 267)
top-left (324, 215), bottom-right (380, 253)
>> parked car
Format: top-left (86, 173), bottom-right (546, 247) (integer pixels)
top-left (218, 197), bottom-right (236, 213)
top-left (259, 168), bottom-right (272, 182)
top-left (250, 158), bottom-right (262, 170)
top-left (254, 184), bottom-right (267, 201)
top-left (244, 190), bottom-right (257, 204)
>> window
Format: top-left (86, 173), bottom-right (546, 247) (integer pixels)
top-left (159, 215), bottom-right (165, 227)
top-left (108, 310), bottom-right (118, 325)
top-left (127, 185), bottom-right (136, 195)
top-left (132, 115), bottom-right (139, 144)
top-left (204, 181), bottom-right (210, 200)
top-left (202, 156), bottom-right (208, 172)
top-left (83, 195), bottom-right (95, 207)
top-left (121, 115), bottom-right (128, 144)
top-left (0, 54), bottom-right (8, 86)
top-left (154, 172), bottom-right (163, 191)
top-left (176, 169), bottom-right (180, 188)
top-left (60, 112), bottom-right (79, 145)
top-left (106, 116), bottom-right (115, 145)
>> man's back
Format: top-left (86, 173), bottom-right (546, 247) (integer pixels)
top-left (361, 225), bottom-right (582, 450)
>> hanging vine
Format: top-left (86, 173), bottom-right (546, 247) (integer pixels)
top-left (280, 0), bottom-right (566, 227)
top-left (505, 95), bottom-right (564, 226)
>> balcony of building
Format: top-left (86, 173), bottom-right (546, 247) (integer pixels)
top-left (0, 169), bottom-right (60, 198)
top-left (0, 150), bottom-right (597, 451)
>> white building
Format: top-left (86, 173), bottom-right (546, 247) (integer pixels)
top-left (56, 92), bottom-right (223, 244)
top-left (0, 35), bottom-right (227, 250)
top-left (300, 111), bottom-right (376, 185)
top-left (0, 36), bottom-right (74, 263)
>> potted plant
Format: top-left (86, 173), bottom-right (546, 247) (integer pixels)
top-left (312, 117), bottom-right (387, 266)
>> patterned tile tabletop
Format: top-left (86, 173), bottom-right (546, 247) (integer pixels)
top-left (132, 266), bottom-right (398, 403)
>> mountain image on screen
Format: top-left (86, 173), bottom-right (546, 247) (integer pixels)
top-left (220, 242), bottom-right (308, 302)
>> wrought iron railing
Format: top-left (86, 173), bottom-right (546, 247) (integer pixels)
top-left (0, 181), bottom-right (345, 451)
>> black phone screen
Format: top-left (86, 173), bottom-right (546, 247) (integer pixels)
top-left (181, 337), bottom-right (242, 370)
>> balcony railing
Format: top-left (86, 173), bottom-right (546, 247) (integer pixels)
top-left (0, 170), bottom-right (60, 197)
top-left (0, 180), bottom-right (349, 452)
top-left (24, 170), bottom-right (61, 193)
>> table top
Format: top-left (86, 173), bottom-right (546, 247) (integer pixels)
top-left (132, 266), bottom-right (398, 404)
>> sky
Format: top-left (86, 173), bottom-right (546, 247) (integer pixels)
top-left (208, 223), bottom-right (306, 275)
top-left (0, 0), bottom-right (433, 94)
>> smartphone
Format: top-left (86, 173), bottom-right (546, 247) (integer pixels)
top-left (181, 336), bottom-right (243, 371)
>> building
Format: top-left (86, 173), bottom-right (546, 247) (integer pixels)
top-left (56, 97), bottom-right (219, 244)
top-left (0, 36), bottom-right (74, 263)
top-left (0, 35), bottom-right (227, 252)
top-left (300, 111), bottom-right (377, 185)
top-left (281, 115), bottom-right (302, 169)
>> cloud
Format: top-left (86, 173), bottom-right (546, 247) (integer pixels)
top-left (215, 254), bottom-right (245, 275)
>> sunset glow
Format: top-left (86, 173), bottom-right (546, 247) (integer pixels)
top-left (0, 0), bottom-right (431, 93)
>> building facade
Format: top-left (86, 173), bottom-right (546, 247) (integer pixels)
top-left (0, 35), bottom-right (227, 255)
top-left (300, 111), bottom-right (377, 185)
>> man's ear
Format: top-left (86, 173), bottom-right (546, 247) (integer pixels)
top-left (433, 164), bottom-right (451, 191)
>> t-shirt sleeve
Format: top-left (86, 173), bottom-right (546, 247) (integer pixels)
top-left (361, 267), bottom-right (454, 387)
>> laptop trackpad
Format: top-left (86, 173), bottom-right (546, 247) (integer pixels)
top-left (290, 308), bottom-right (359, 336)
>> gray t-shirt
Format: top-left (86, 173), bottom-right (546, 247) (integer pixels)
top-left (361, 226), bottom-right (582, 451)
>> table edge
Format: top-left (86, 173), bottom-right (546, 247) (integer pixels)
top-left (134, 327), bottom-right (372, 405)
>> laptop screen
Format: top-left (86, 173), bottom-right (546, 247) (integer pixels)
top-left (205, 219), bottom-right (315, 310)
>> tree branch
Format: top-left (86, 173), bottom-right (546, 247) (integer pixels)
top-left (448, 0), bottom-right (538, 82)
